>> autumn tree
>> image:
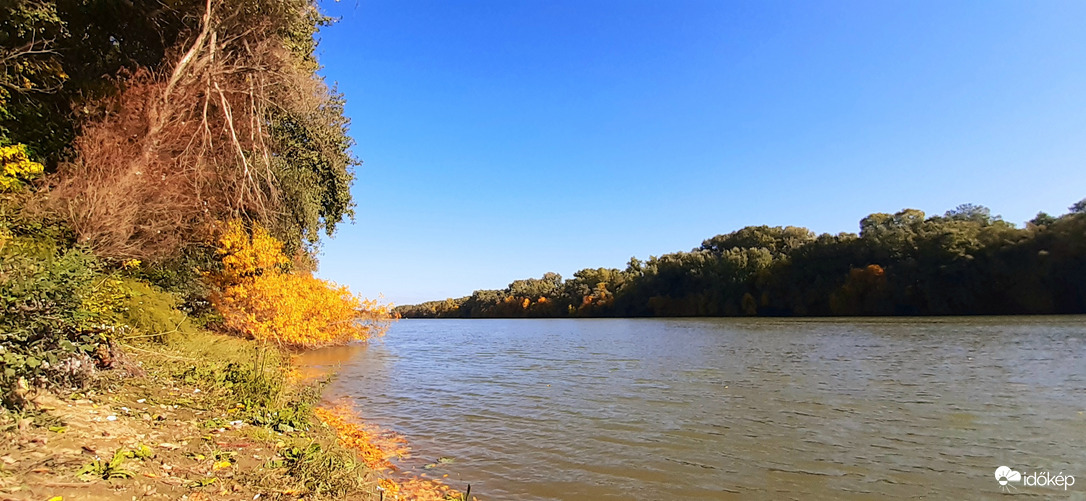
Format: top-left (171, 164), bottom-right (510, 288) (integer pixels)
top-left (211, 220), bottom-right (390, 349)
top-left (21, 0), bottom-right (358, 261)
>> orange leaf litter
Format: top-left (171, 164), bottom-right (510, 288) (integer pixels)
top-left (316, 404), bottom-right (477, 501)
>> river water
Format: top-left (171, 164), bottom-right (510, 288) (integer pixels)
top-left (298, 317), bottom-right (1086, 499)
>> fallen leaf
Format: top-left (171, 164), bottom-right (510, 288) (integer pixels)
top-left (189, 477), bottom-right (217, 488)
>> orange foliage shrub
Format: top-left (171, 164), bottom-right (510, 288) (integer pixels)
top-left (211, 220), bottom-right (392, 348)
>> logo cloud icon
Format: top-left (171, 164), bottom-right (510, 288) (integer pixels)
top-left (996, 466), bottom-right (1022, 490)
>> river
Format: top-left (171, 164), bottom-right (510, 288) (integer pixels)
top-left (297, 317), bottom-right (1086, 499)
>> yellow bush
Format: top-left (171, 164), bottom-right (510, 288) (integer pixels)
top-left (81, 276), bottom-right (131, 319)
top-left (212, 220), bottom-right (392, 349)
top-left (217, 220), bottom-right (289, 282)
top-left (0, 144), bottom-right (44, 192)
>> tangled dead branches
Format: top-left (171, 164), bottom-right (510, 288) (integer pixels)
top-left (48, 0), bottom-right (342, 261)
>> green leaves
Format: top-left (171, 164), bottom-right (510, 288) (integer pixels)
top-left (0, 197), bottom-right (117, 402)
top-left (401, 201), bottom-right (1086, 318)
top-left (267, 90), bottom-right (356, 253)
top-left (77, 448), bottom-right (137, 480)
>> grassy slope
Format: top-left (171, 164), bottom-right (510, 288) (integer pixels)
top-left (0, 329), bottom-right (381, 501)
top-left (1, 194), bottom-right (471, 501)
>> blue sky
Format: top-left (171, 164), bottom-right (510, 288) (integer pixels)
top-left (312, 0), bottom-right (1086, 305)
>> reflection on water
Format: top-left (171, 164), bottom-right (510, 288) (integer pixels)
top-left (293, 342), bottom-right (370, 381)
top-left (307, 317), bottom-right (1086, 500)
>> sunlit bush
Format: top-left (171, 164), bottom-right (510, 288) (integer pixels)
top-left (211, 220), bottom-right (391, 349)
top-left (0, 144), bottom-right (44, 192)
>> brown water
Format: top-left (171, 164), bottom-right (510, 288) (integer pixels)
top-left (298, 317), bottom-right (1086, 499)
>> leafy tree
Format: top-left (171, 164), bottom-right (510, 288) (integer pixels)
top-left (37, 0), bottom-right (358, 260)
top-left (268, 92), bottom-right (357, 251)
top-left (509, 272), bottom-right (562, 299)
top-left (398, 199), bottom-right (1086, 319)
top-left (700, 225), bottom-right (814, 256)
top-left (1070, 198), bottom-right (1086, 214)
top-left (1030, 212), bottom-right (1057, 227)
top-left (944, 203), bottom-right (994, 224)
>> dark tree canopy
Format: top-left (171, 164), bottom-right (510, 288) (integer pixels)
top-left (1071, 198), bottom-right (1086, 214)
top-left (397, 200), bottom-right (1086, 318)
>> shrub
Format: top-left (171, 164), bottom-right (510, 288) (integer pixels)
top-left (276, 441), bottom-right (368, 497)
top-left (211, 220), bottom-right (391, 349)
top-left (112, 279), bottom-right (200, 342)
top-left (0, 197), bottom-right (120, 401)
top-left (132, 245), bottom-right (219, 318)
top-left (0, 144), bottom-right (44, 192)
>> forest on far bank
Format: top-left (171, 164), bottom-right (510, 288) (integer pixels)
top-left (397, 201), bottom-right (1086, 318)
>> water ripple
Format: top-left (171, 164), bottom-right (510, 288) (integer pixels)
top-left (296, 317), bottom-right (1086, 500)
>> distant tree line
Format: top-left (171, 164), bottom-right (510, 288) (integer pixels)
top-left (396, 201), bottom-right (1086, 318)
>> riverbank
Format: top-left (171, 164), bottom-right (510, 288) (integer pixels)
top-left (0, 329), bottom-right (470, 501)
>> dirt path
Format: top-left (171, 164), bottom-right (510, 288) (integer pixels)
top-left (0, 372), bottom-right (333, 500)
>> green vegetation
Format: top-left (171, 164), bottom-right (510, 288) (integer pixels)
top-left (0, 321), bottom-right (389, 499)
top-left (398, 201), bottom-right (1086, 318)
top-left (276, 441), bottom-right (369, 497)
top-left (132, 329), bottom-right (373, 498)
top-left (77, 447), bottom-right (144, 480)
top-left (0, 0), bottom-right (386, 399)
top-left (1, 193), bottom-right (116, 399)
top-left (0, 1), bottom-right (420, 499)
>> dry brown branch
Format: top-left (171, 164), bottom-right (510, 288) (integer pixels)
top-left (162, 0), bottom-right (213, 102)
top-left (45, 0), bottom-right (320, 261)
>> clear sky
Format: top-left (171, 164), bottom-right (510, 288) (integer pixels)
top-left (312, 0), bottom-right (1086, 306)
